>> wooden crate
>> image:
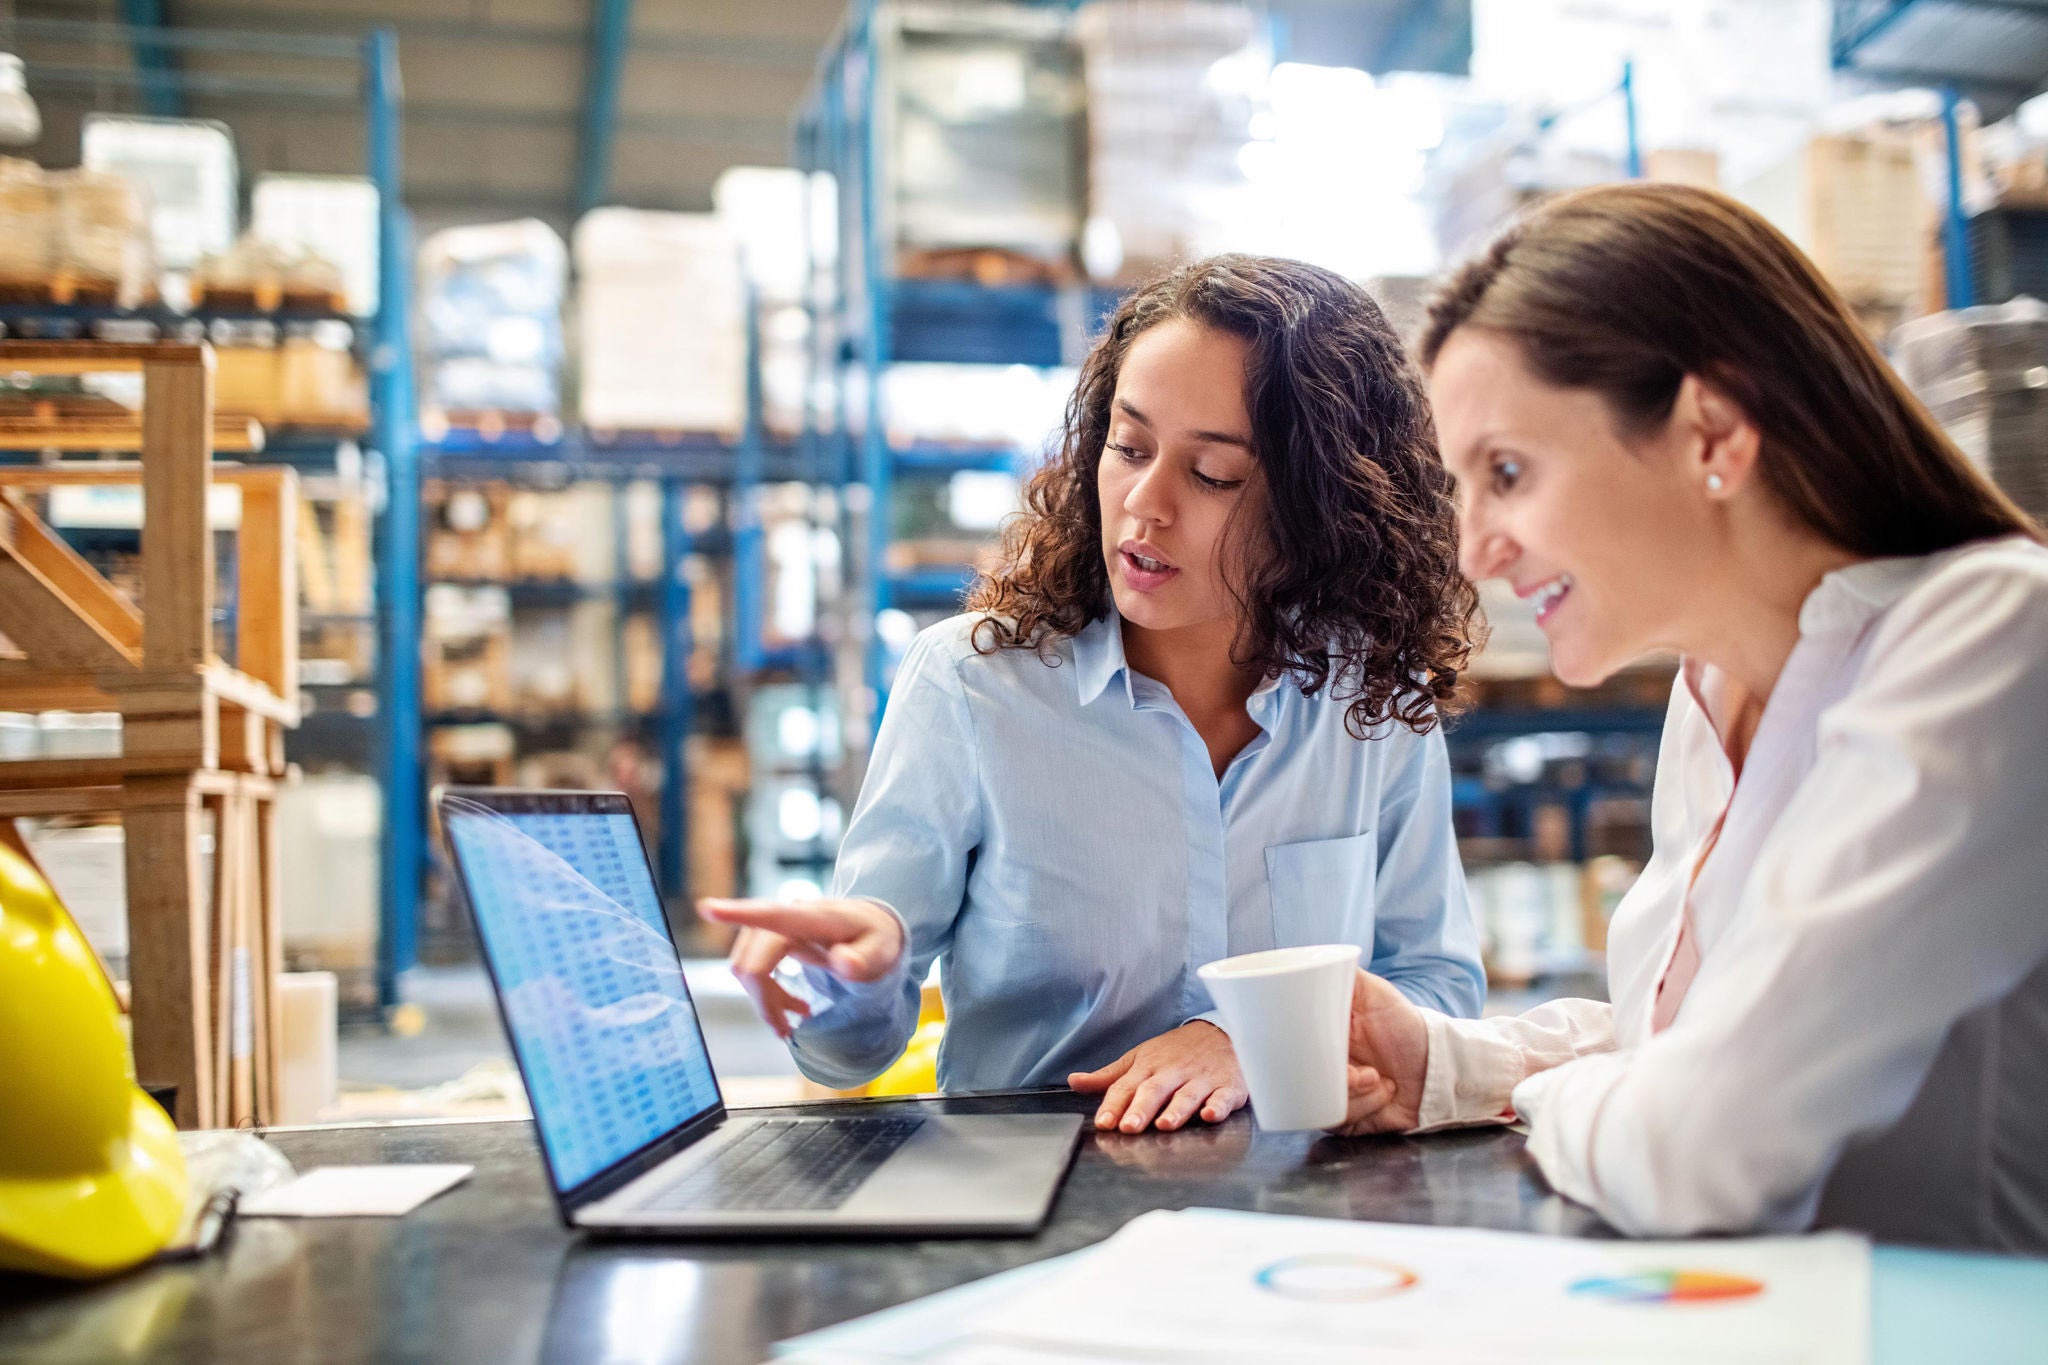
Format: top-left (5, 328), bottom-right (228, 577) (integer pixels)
top-left (0, 340), bottom-right (299, 1130)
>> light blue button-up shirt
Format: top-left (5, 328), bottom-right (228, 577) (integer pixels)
top-left (789, 611), bottom-right (1485, 1092)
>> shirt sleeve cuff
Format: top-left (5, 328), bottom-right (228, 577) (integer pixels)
top-left (796, 897), bottom-right (913, 1010)
top-left (1182, 1009), bottom-right (1228, 1035)
top-left (1415, 1008), bottom-right (1525, 1132)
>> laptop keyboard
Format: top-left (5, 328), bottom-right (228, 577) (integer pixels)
top-left (642, 1116), bottom-right (926, 1213)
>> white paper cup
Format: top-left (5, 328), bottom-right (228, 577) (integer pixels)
top-left (1198, 944), bottom-right (1361, 1131)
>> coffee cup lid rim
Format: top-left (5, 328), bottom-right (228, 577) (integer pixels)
top-left (1197, 943), bottom-right (1361, 980)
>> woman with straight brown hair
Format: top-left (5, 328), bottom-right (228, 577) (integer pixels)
top-left (1333, 181), bottom-right (2048, 1251)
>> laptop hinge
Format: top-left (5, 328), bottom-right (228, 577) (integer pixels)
top-left (566, 1105), bottom-right (728, 1213)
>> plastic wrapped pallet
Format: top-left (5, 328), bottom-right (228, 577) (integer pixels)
top-left (0, 158), bottom-right (55, 280)
top-left (1892, 299), bottom-right (2048, 521)
top-left (81, 114), bottom-right (237, 272)
top-left (573, 209), bottom-right (745, 435)
top-left (50, 169), bottom-right (155, 305)
top-left (882, 2), bottom-right (1085, 272)
top-left (251, 174), bottom-right (380, 315)
top-left (194, 231), bottom-right (349, 311)
top-left (1074, 0), bottom-right (1261, 282)
top-left (418, 219), bottom-right (566, 422)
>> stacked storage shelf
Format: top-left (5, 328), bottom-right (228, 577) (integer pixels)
top-left (798, 0), bottom-right (1122, 753)
top-left (0, 25), bottom-right (414, 1015)
top-left (414, 203), bottom-right (829, 941)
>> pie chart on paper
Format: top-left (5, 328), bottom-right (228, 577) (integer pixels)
top-left (1568, 1270), bottom-right (1766, 1305)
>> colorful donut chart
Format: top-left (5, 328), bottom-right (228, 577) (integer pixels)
top-left (1569, 1270), bottom-right (1767, 1305)
top-left (1254, 1253), bottom-right (1421, 1302)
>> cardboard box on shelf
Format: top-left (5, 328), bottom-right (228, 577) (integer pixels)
top-left (0, 157), bottom-right (56, 280)
top-left (1737, 135), bottom-right (1932, 316)
top-left (278, 337), bottom-right (368, 427)
top-left (688, 736), bottom-right (750, 907)
top-left (49, 167), bottom-right (155, 305)
top-left (507, 485), bottom-right (615, 583)
top-left (623, 613), bottom-right (662, 715)
top-left (423, 635), bottom-right (513, 714)
top-left (424, 482), bottom-right (513, 582)
top-left (214, 345), bottom-right (282, 422)
top-left (301, 618), bottom-right (374, 683)
top-left (428, 722), bottom-right (517, 788)
top-left (507, 599), bottom-right (617, 717)
top-left (574, 209), bottom-right (747, 435)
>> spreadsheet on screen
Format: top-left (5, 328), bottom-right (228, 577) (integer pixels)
top-left (447, 808), bottom-right (720, 1189)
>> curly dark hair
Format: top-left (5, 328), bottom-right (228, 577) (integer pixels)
top-left (967, 253), bottom-right (1480, 735)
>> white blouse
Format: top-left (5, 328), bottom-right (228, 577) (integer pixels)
top-left (1415, 535), bottom-right (2048, 1250)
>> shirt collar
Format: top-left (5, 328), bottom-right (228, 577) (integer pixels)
top-left (1072, 607), bottom-right (1290, 711)
top-left (1797, 536), bottom-right (2024, 637)
top-left (1071, 610), bottom-right (1131, 707)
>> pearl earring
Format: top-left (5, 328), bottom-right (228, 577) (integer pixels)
top-left (1706, 474), bottom-right (1725, 494)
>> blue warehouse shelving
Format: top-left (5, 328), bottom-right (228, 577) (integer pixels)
top-left (0, 18), bottom-right (419, 1014)
top-left (795, 0), bottom-right (1117, 746)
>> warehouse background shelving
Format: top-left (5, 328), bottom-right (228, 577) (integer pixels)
top-left (8, 0), bottom-right (2048, 1075)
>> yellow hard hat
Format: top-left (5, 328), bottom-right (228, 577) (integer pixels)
top-left (0, 840), bottom-right (188, 1279)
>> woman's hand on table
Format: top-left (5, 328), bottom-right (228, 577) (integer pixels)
top-left (1328, 969), bottom-right (1429, 1136)
top-left (1068, 1021), bottom-right (1248, 1133)
top-left (697, 897), bottom-right (905, 1040)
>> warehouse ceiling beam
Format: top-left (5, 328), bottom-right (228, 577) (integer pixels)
top-left (408, 101), bottom-right (785, 144)
top-left (1835, 0), bottom-right (2048, 69)
top-left (1, 16), bottom-right (360, 59)
top-left (574, 0), bottom-right (636, 217)
top-left (1842, 64), bottom-right (2043, 98)
top-left (1832, 0), bottom-right (1918, 67)
top-left (1373, 0), bottom-right (1471, 75)
top-left (147, 2), bottom-right (820, 67)
top-left (23, 61), bottom-right (359, 106)
top-left (119, 0), bottom-right (183, 118)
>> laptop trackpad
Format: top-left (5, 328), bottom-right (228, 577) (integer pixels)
top-left (832, 1112), bottom-right (1081, 1228)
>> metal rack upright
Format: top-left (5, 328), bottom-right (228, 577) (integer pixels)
top-left (0, 18), bottom-right (418, 1012)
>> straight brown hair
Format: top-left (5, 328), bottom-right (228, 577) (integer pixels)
top-left (1420, 182), bottom-right (2042, 555)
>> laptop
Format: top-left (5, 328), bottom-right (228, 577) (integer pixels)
top-left (438, 787), bottom-right (1083, 1235)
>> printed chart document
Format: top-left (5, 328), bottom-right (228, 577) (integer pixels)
top-left (777, 1208), bottom-right (1871, 1364)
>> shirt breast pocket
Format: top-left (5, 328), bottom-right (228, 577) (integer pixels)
top-left (1265, 832), bottom-right (1377, 948)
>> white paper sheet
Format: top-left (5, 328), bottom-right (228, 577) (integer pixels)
top-left (238, 1164), bottom-right (474, 1218)
top-left (971, 1209), bottom-right (1870, 1365)
top-left (774, 1253), bottom-right (1086, 1363)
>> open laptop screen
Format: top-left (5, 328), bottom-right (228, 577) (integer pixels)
top-left (442, 793), bottom-right (721, 1192)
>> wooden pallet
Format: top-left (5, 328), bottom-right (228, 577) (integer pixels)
top-left (191, 281), bottom-right (350, 315)
top-left (583, 425), bottom-right (741, 446)
top-left (420, 408), bottom-right (565, 444)
top-left (0, 409), bottom-right (263, 453)
top-left (0, 271), bottom-right (149, 308)
top-left (897, 246), bottom-right (1076, 288)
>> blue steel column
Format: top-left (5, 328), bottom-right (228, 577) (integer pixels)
top-left (611, 484), bottom-right (631, 718)
top-left (734, 281), bottom-right (767, 671)
top-left (658, 477), bottom-right (695, 898)
top-left (120, 0), bottom-right (184, 118)
top-left (1942, 86), bottom-right (1976, 309)
top-left (1621, 58), bottom-right (1642, 179)
top-left (366, 28), bottom-right (421, 1009)
top-left (856, 0), bottom-right (893, 732)
top-left (574, 0), bottom-right (636, 217)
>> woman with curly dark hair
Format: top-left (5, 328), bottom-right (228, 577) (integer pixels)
top-left (703, 255), bottom-right (1486, 1132)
